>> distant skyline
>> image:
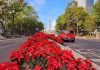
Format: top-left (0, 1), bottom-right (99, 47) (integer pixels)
top-left (24, 0), bottom-right (97, 30)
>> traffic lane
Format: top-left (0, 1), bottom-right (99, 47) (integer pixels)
top-left (64, 39), bottom-right (100, 49)
top-left (64, 38), bottom-right (100, 55)
top-left (76, 39), bottom-right (100, 49)
top-left (64, 39), bottom-right (100, 66)
top-left (0, 43), bottom-right (21, 62)
top-left (0, 37), bottom-right (28, 47)
top-left (0, 38), bottom-right (27, 62)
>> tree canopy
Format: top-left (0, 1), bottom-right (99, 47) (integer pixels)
top-left (92, 0), bottom-right (100, 31)
top-left (0, 0), bottom-right (44, 36)
top-left (56, 1), bottom-right (88, 33)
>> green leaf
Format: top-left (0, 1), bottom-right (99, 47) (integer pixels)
top-left (62, 64), bottom-right (67, 70)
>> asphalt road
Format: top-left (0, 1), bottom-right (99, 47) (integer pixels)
top-left (0, 37), bottom-right (28, 62)
top-left (64, 38), bottom-right (100, 66)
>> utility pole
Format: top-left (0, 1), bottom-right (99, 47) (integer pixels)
top-left (48, 16), bottom-right (50, 33)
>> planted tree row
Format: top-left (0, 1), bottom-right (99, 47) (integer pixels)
top-left (0, 0), bottom-right (44, 36)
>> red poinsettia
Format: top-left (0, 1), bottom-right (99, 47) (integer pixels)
top-left (33, 65), bottom-right (41, 70)
top-left (0, 62), bottom-right (19, 70)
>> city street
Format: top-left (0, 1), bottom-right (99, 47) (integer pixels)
top-left (0, 37), bottom-right (28, 62)
top-left (0, 37), bottom-right (100, 66)
top-left (64, 38), bottom-right (100, 66)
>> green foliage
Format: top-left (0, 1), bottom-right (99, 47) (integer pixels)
top-left (55, 1), bottom-right (88, 33)
top-left (0, 0), bottom-right (44, 36)
top-left (92, 0), bottom-right (100, 27)
top-left (84, 15), bottom-right (96, 32)
top-left (55, 14), bottom-right (66, 32)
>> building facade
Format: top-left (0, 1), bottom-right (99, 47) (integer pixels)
top-left (86, 0), bottom-right (94, 13)
top-left (75, 0), bottom-right (94, 13)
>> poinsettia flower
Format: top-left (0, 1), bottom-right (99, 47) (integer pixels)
top-left (47, 56), bottom-right (62, 69)
top-left (0, 62), bottom-right (19, 70)
top-left (9, 50), bottom-right (24, 62)
top-left (0, 62), bottom-right (10, 70)
top-left (84, 59), bottom-right (92, 67)
top-left (78, 61), bottom-right (88, 69)
top-left (33, 65), bottom-right (41, 70)
top-left (61, 50), bottom-right (74, 60)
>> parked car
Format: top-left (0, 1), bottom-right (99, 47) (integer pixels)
top-left (57, 30), bottom-right (76, 42)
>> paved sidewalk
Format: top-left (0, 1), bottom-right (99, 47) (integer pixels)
top-left (0, 35), bottom-right (6, 40)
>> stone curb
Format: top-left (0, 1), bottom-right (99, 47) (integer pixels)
top-left (58, 43), bottom-right (100, 70)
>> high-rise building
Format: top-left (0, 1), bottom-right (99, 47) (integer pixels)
top-left (86, 0), bottom-right (94, 13)
top-left (75, 0), bottom-right (94, 13)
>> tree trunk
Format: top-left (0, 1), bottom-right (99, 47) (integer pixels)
top-left (11, 13), bottom-right (15, 35)
top-left (0, 20), bottom-right (6, 37)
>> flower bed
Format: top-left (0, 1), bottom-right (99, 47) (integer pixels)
top-left (47, 34), bottom-right (64, 45)
top-left (0, 32), bottom-right (96, 70)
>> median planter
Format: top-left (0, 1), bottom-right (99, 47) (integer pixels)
top-left (0, 32), bottom-right (96, 70)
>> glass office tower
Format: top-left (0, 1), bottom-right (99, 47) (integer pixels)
top-left (75, 0), bottom-right (94, 13)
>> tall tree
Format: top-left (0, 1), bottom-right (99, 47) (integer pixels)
top-left (8, 0), bottom-right (25, 35)
top-left (84, 15), bottom-right (96, 33)
top-left (14, 6), bottom-right (43, 35)
top-left (65, 1), bottom-right (88, 33)
top-left (0, 0), bottom-right (8, 36)
top-left (55, 0), bottom-right (88, 33)
top-left (55, 14), bottom-right (66, 32)
top-left (92, 0), bottom-right (100, 31)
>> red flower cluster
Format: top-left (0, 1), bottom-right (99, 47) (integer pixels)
top-left (47, 34), bottom-right (64, 44)
top-left (0, 32), bottom-right (96, 70)
top-left (0, 62), bottom-right (19, 70)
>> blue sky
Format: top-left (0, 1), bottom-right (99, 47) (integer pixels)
top-left (24, 0), bottom-right (71, 30)
top-left (24, 0), bottom-right (96, 30)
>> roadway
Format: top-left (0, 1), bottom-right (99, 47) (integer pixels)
top-left (0, 37), bottom-right (28, 62)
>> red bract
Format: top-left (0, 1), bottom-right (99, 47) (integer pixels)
top-left (56, 36), bottom-right (64, 44)
top-left (47, 56), bottom-right (62, 69)
top-left (32, 32), bottom-right (47, 42)
top-left (0, 62), bottom-right (19, 70)
top-left (9, 50), bottom-right (24, 62)
top-left (84, 59), bottom-right (92, 67)
top-left (47, 34), bottom-right (64, 44)
top-left (61, 50), bottom-right (74, 60)
top-left (33, 65), bottom-right (41, 70)
top-left (47, 34), bottom-right (56, 40)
